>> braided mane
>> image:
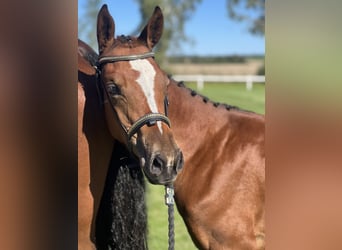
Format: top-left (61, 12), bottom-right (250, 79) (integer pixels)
top-left (170, 78), bottom-right (252, 112)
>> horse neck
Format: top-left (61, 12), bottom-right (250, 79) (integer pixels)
top-left (167, 80), bottom-right (232, 160)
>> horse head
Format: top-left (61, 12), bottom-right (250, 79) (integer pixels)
top-left (96, 4), bottom-right (183, 185)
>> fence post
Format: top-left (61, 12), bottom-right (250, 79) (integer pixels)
top-left (197, 76), bottom-right (204, 90)
top-left (246, 76), bottom-right (253, 91)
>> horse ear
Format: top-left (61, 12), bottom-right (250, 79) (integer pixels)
top-left (138, 6), bottom-right (164, 49)
top-left (97, 4), bottom-right (115, 54)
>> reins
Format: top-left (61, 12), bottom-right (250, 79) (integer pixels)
top-left (165, 184), bottom-right (175, 250)
top-left (95, 51), bottom-right (176, 250)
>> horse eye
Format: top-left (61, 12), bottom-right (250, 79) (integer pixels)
top-left (107, 83), bottom-right (121, 96)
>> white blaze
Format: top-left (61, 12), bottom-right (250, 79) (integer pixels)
top-left (129, 59), bottom-right (163, 134)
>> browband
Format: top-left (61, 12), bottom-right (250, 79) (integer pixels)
top-left (95, 50), bottom-right (170, 152)
top-left (98, 51), bottom-right (155, 65)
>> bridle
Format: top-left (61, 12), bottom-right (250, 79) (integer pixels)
top-left (95, 51), bottom-right (176, 250)
top-left (95, 51), bottom-right (171, 152)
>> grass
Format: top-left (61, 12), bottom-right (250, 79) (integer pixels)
top-left (186, 82), bottom-right (265, 114)
top-left (147, 185), bottom-right (197, 250)
top-left (146, 82), bottom-right (265, 249)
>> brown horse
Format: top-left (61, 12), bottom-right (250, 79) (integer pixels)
top-left (79, 39), bottom-right (150, 250)
top-left (78, 41), bottom-right (114, 249)
top-left (80, 4), bottom-right (265, 250)
top-left (96, 4), bottom-right (183, 185)
top-left (78, 5), bottom-right (184, 249)
top-left (168, 80), bottom-right (265, 249)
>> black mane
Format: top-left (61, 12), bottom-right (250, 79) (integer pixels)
top-left (95, 142), bottom-right (147, 250)
top-left (171, 78), bottom-right (249, 112)
top-left (114, 35), bottom-right (138, 48)
top-left (117, 35), bottom-right (133, 43)
top-left (78, 39), bottom-right (98, 66)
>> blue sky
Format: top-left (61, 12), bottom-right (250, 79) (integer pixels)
top-left (78, 0), bottom-right (264, 56)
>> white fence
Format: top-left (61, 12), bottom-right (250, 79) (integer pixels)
top-left (172, 74), bottom-right (265, 91)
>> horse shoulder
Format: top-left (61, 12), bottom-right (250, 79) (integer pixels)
top-left (175, 110), bottom-right (265, 249)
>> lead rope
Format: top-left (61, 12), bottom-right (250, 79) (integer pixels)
top-left (165, 184), bottom-right (175, 250)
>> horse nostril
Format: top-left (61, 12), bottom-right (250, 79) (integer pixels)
top-left (175, 151), bottom-right (184, 172)
top-left (151, 155), bottom-right (164, 175)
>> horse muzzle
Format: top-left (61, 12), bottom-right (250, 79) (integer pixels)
top-left (142, 149), bottom-right (184, 185)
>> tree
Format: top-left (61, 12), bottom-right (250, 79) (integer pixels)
top-left (227, 0), bottom-right (265, 36)
top-left (133, 0), bottom-right (202, 68)
top-left (78, 0), bottom-right (103, 49)
top-left (79, 0), bottom-right (201, 68)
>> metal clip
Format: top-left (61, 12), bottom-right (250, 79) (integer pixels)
top-left (165, 186), bottom-right (175, 205)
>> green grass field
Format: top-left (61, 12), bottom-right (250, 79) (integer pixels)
top-left (147, 82), bottom-right (265, 249)
top-left (186, 82), bottom-right (265, 114)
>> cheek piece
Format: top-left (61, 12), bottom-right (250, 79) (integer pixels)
top-left (94, 51), bottom-right (171, 153)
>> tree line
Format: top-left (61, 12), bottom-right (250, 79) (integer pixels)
top-left (168, 55), bottom-right (264, 64)
top-left (78, 0), bottom-right (264, 66)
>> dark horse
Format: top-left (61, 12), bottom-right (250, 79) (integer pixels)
top-left (80, 4), bottom-right (265, 250)
top-left (78, 5), bottom-right (183, 249)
